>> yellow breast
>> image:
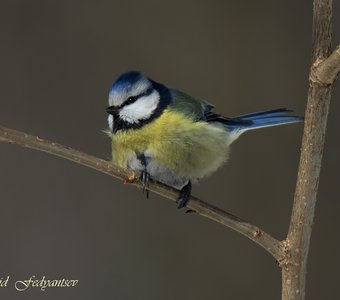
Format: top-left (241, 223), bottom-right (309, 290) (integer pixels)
top-left (110, 108), bottom-right (230, 180)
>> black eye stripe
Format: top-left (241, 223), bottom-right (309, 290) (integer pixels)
top-left (141, 87), bottom-right (153, 97)
top-left (126, 96), bottom-right (137, 105)
top-left (121, 87), bottom-right (154, 108)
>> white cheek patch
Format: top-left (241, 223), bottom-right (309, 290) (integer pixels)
top-left (119, 90), bottom-right (160, 124)
top-left (107, 114), bottom-right (113, 131)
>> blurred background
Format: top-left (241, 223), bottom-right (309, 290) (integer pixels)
top-left (0, 0), bottom-right (339, 299)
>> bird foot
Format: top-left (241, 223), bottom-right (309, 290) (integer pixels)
top-left (140, 170), bottom-right (150, 199)
top-left (177, 181), bottom-right (192, 209)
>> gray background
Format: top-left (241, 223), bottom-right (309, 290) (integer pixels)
top-left (0, 1), bottom-right (339, 299)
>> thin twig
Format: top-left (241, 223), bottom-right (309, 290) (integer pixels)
top-left (281, 1), bottom-right (339, 299)
top-left (0, 125), bottom-right (282, 260)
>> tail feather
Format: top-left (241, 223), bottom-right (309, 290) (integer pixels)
top-left (225, 108), bottom-right (303, 131)
top-left (223, 108), bottom-right (303, 144)
top-left (233, 108), bottom-right (293, 121)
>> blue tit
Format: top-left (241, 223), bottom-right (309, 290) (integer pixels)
top-left (106, 71), bottom-right (303, 208)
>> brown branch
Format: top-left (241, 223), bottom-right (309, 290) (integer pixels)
top-left (282, 1), bottom-right (338, 299)
top-left (310, 45), bottom-right (340, 85)
top-left (0, 125), bottom-right (282, 260)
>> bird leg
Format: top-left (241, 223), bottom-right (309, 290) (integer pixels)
top-left (138, 153), bottom-right (150, 199)
top-left (140, 170), bottom-right (150, 199)
top-left (177, 181), bottom-right (192, 209)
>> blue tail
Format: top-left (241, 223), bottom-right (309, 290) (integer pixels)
top-left (225, 108), bottom-right (303, 132)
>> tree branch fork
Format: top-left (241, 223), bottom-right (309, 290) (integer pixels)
top-left (280, 0), bottom-right (338, 296)
top-left (310, 45), bottom-right (340, 85)
top-left (0, 125), bottom-right (284, 260)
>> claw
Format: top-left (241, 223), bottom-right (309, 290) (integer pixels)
top-left (140, 170), bottom-right (150, 199)
top-left (177, 181), bottom-right (192, 209)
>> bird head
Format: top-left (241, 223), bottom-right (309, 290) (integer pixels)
top-left (106, 71), bottom-right (170, 132)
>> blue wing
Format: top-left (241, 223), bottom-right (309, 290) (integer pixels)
top-left (169, 89), bottom-right (303, 132)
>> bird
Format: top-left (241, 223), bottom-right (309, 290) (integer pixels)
top-left (106, 71), bottom-right (303, 209)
